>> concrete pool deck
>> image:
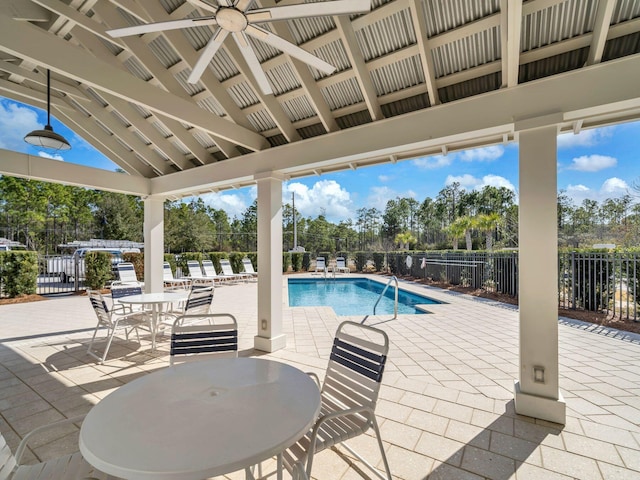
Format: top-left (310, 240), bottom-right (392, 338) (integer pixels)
top-left (1, 273), bottom-right (639, 479)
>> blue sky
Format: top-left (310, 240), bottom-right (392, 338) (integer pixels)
top-left (1, 96), bottom-right (639, 223)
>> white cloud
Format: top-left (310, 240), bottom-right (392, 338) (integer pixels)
top-left (446, 174), bottom-right (516, 193)
top-left (557, 127), bottom-right (614, 149)
top-left (284, 180), bottom-right (352, 222)
top-left (38, 151), bottom-right (64, 161)
top-left (459, 146), bottom-right (504, 162)
top-left (565, 177), bottom-right (630, 205)
top-left (0, 100), bottom-right (41, 151)
top-left (567, 154), bottom-right (617, 172)
top-left (378, 174), bottom-right (391, 182)
top-left (412, 155), bottom-right (454, 169)
top-left (601, 177), bottom-right (629, 195)
top-left (200, 191), bottom-right (249, 219)
top-left (446, 174), bottom-right (479, 188)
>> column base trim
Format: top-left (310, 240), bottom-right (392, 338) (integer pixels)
top-left (514, 381), bottom-right (566, 425)
top-left (254, 334), bottom-right (287, 353)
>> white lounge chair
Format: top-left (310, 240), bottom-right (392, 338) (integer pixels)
top-left (314, 257), bottom-right (326, 274)
top-left (220, 258), bottom-right (252, 282)
top-left (202, 259), bottom-right (238, 283)
top-left (163, 261), bottom-right (190, 291)
top-left (241, 257), bottom-right (258, 280)
top-left (334, 256), bottom-right (350, 274)
top-left (113, 261), bottom-right (143, 287)
top-left (186, 260), bottom-right (215, 287)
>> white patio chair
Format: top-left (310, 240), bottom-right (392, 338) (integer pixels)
top-left (161, 284), bottom-right (215, 329)
top-left (241, 257), bottom-right (258, 280)
top-left (0, 414), bottom-right (123, 479)
top-left (220, 258), bottom-right (251, 282)
top-left (314, 257), bottom-right (326, 274)
top-left (163, 261), bottom-right (190, 291)
top-left (169, 313), bottom-right (238, 365)
top-left (86, 289), bottom-right (150, 364)
top-left (113, 262), bottom-right (142, 286)
top-left (283, 321), bottom-right (391, 480)
top-left (110, 285), bottom-right (145, 316)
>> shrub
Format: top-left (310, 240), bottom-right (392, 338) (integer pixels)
top-left (245, 252), bottom-right (258, 272)
top-left (372, 252), bottom-right (385, 272)
top-left (302, 252), bottom-right (311, 271)
top-left (291, 252), bottom-right (303, 272)
top-left (354, 252), bottom-right (368, 272)
top-left (1, 251), bottom-right (38, 297)
top-left (229, 252), bottom-right (246, 274)
top-left (164, 254), bottom-right (177, 274)
top-left (283, 252), bottom-right (291, 273)
top-left (177, 252), bottom-right (203, 276)
top-left (85, 251), bottom-right (113, 290)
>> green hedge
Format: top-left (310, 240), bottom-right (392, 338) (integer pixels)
top-left (122, 252), bottom-right (144, 281)
top-left (283, 252), bottom-right (291, 273)
top-left (86, 251), bottom-right (114, 290)
top-left (302, 252), bottom-right (311, 271)
top-left (0, 251), bottom-right (38, 297)
top-left (206, 252), bottom-right (229, 273)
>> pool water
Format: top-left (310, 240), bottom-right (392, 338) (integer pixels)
top-left (288, 278), bottom-right (439, 316)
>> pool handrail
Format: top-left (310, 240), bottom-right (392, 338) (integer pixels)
top-left (372, 276), bottom-right (398, 320)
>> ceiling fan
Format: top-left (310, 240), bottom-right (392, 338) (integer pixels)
top-left (107, 0), bottom-right (371, 95)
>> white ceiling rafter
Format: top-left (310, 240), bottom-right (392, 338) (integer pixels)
top-left (587, 0), bottom-right (616, 65)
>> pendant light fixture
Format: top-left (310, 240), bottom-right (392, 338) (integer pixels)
top-left (24, 69), bottom-right (71, 151)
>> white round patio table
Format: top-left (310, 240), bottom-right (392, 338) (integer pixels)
top-left (79, 357), bottom-right (321, 480)
top-left (117, 291), bottom-right (189, 351)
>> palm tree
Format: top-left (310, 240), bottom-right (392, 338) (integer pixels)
top-left (450, 216), bottom-right (474, 251)
top-left (394, 231), bottom-right (416, 250)
top-left (475, 213), bottom-right (502, 251)
top-left (446, 220), bottom-right (466, 250)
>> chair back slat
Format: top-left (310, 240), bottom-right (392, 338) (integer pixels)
top-left (111, 286), bottom-right (142, 299)
top-left (184, 287), bottom-right (214, 314)
top-left (330, 339), bottom-right (386, 383)
top-left (170, 314), bottom-right (238, 364)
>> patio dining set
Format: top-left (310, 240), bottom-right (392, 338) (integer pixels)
top-left (0, 314), bottom-right (392, 480)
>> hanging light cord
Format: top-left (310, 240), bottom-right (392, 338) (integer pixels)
top-left (46, 69), bottom-right (51, 127)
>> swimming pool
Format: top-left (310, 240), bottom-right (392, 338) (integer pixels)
top-left (287, 277), bottom-right (440, 316)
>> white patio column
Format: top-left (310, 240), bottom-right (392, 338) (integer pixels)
top-left (143, 195), bottom-right (164, 294)
top-left (515, 124), bottom-right (566, 424)
top-left (254, 172), bottom-right (286, 352)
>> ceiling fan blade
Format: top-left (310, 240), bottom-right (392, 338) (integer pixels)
top-left (233, 32), bottom-right (273, 95)
top-left (106, 17), bottom-right (218, 38)
top-left (245, 25), bottom-right (336, 75)
top-left (246, 0), bottom-right (370, 22)
top-left (187, 29), bottom-right (230, 84)
top-left (186, 0), bottom-right (220, 14)
top-left (234, 0), bottom-right (254, 12)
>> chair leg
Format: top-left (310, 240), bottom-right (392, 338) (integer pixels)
top-left (339, 418), bottom-right (392, 480)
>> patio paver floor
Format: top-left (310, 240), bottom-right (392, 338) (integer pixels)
top-left (1, 274), bottom-right (639, 479)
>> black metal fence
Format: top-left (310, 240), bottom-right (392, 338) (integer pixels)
top-left (388, 251), bottom-right (640, 321)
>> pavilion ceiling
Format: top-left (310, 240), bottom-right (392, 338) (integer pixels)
top-left (0, 0), bottom-right (639, 196)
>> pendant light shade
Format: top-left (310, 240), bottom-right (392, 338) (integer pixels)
top-left (24, 69), bottom-right (71, 151)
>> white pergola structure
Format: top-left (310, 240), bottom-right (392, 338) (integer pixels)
top-left (1, 0), bottom-right (640, 424)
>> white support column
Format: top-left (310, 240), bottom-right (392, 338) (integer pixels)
top-left (254, 172), bottom-right (287, 352)
top-left (143, 195), bottom-right (165, 294)
top-left (514, 125), bottom-right (566, 424)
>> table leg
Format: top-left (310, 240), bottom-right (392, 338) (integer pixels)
top-left (277, 453), bottom-right (283, 480)
top-left (151, 304), bottom-right (158, 351)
